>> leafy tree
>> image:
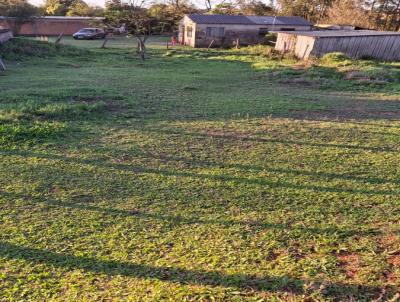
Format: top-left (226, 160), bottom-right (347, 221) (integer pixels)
top-left (147, 0), bottom-right (198, 32)
top-left (0, 0), bottom-right (37, 17)
top-left (238, 0), bottom-right (275, 15)
top-left (323, 0), bottom-right (370, 28)
top-left (370, 0), bottom-right (400, 30)
top-left (43, 0), bottom-right (101, 16)
top-left (66, 0), bottom-right (90, 16)
top-left (0, 0), bottom-right (38, 34)
top-left (210, 2), bottom-right (239, 14)
top-left (44, 0), bottom-right (71, 15)
top-left (147, 3), bottom-right (176, 33)
top-left (322, 0), bottom-right (400, 30)
top-left (277, 0), bottom-right (333, 22)
top-left (208, 0), bottom-right (275, 15)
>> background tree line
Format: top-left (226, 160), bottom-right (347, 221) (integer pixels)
top-left (1, 0), bottom-right (400, 31)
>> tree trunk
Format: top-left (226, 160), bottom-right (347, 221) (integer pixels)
top-left (101, 36), bottom-right (109, 48)
top-left (136, 36), bottom-right (147, 60)
top-left (0, 58), bottom-right (6, 71)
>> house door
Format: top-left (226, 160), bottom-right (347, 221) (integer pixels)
top-left (180, 26), bottom-right (185, 45)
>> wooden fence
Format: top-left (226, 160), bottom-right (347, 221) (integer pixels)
top-left (275, 31), bottom-right (400, 61)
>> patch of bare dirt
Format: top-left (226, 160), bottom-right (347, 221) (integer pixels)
top-left (72, 96), bottom-right (101, 103)
top-left (106, 102), bottom-right (124, 112)
top-left (344, 71), bottom-right (388, 85)
top-left (337, 253), bottom-right (361, 279)
top-left (182, 86), bottom-right (198, 91)
top-left (278, 77), bottom-right (318, 87)
top-left (71, 97), bottom-right (124, 112)
top-left (203, 129), bottom-right (256, 150)
top-left (112, 154), bottom-right (133, 163)
top-left (380, 234), bottom-right (400, 253)
top-left (388, 255), bottom-right (400, 267)
top-left (292, 61), bottom-right (316, 70)
top-left (204, 129), bottom-right (251, 140)
top-left (290, 104), bottom-right (400, 121)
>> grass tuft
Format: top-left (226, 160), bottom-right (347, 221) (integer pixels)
top-left (0, 121), bottom-right (67, 147)
top-left (319, 52), bottom-right (353, 66)
top-left (0, 38), bottom-right (89, 60)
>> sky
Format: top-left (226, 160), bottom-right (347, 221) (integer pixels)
top-left (28, 0), bottom-right (106, 7)
top-left (27, 0), bottom-right (242, 9)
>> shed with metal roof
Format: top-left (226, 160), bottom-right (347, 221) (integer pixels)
top-left (179, 14), bottom-right (312, 48)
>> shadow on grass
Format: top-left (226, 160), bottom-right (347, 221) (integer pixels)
top-left (0, 241), bottom-right (394, 299)
top-left (0, 190), bottom-right (378, 238)
top-left (47, 201), bottom-right (382, 238)
top-left (103, 148), bottom-right (398, 186)
top-left (1, 150), bottom-right (398, 196)
top-left (142, 128), bottom-right (397, 153)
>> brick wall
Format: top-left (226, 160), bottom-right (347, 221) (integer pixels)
top-left (0, 17), bottom-right (103, 36)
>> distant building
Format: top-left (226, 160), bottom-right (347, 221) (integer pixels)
top-left (275, 30), bottom-right (400, 60)
top-left (315, 24), bottom-right (370, 31)
top-left (179, 14), bottom-right (313, 48)
top-left (0, 16), bottom-right (104, 36)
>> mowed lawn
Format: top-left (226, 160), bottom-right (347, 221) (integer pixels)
top-left (0, 37), bottom-right (399, 301)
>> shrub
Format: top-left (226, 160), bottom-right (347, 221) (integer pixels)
top-left (0, 121), bottom-right (67, 147)
top-left (0, 38), bottom-right (89, 60)
top-left (264, 33), bottom-right (277, 46)
top-left (320, 52), bottom-right (353, 66)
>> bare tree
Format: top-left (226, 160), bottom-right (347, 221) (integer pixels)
top-left (104, 0), bottom-right (154, 60)
top-left (202, 0), bottom-right (228, 11)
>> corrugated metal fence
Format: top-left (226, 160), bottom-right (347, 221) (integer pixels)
top-left (275, 31), bottom-right (400, 61)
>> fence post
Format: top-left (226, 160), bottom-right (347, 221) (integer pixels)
top-left (0, 58), bottom-right (6, 71)
top-left (55, 33), bottom-right (63, 44)
top-left (101, 37), bottom-right (109, 48)
top-left (207, 39), bottom-right (215, 51)
top-left (235, 38), bottom-right (240, 49)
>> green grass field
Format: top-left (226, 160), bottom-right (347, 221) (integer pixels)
top-left (0, 37), bottom-right (399, 301)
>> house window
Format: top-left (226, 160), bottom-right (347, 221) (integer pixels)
top-left (187, 26), bottom-right (193, 38)
top-left (206, 27), bottom-right (224, 38)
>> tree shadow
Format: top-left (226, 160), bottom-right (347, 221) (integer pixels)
top-left (141, 128), bottom-right (396, 153)
top-left (1, 150), bottom-right (397, 196)
top-left (0, 241), bottom-right (394, 300)
top-left (105, 148), bottom-right (398, 186)
top-left (0, 190), bottom-right (379, 238)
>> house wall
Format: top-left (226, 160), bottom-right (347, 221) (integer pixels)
top-left (0, 17), bottom-right (98, 36)
top-left (195, 24), bottom-right (311, 48)
top-left (276, 32), bottom-right (400, 60)
top-left (194, 23), bottom-right (264, 47)
top-left (179, 15), bottom-right (197, 47)
top-left (180, 18), bottom-right (311, 48)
